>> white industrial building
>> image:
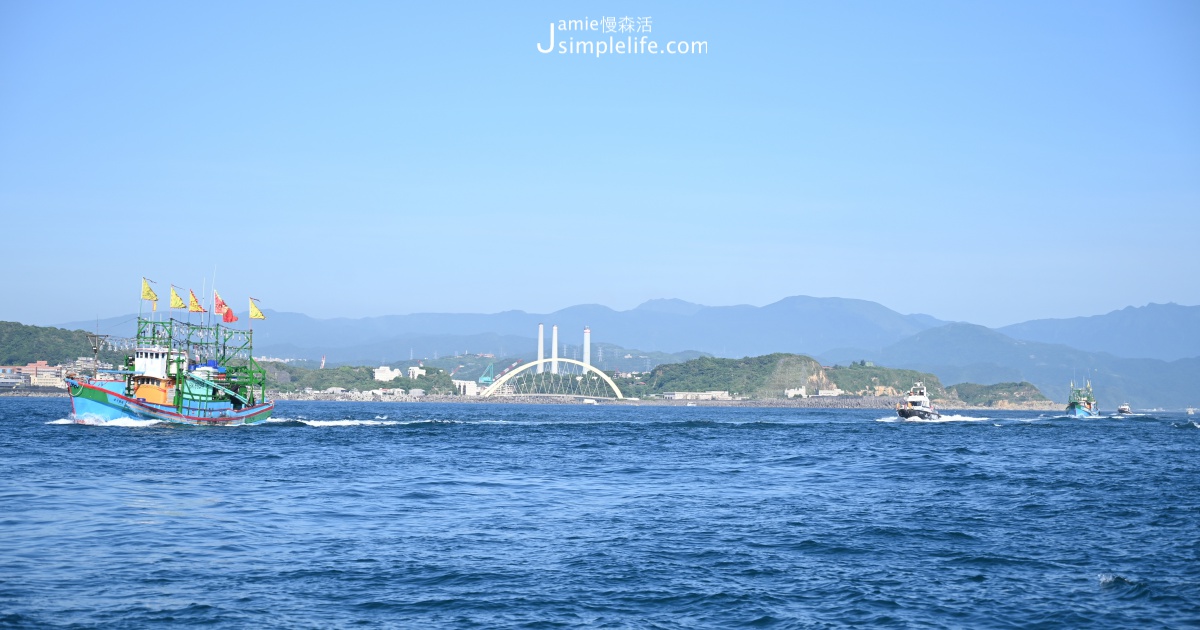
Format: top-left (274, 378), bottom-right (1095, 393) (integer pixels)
top-left (663, 391), bottom-right (733, 401)
top-left (374, 366), bottom-right (404, 382)
top-left (452, 379), bottom-right (479, 396)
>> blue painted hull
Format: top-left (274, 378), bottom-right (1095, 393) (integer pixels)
top-left (1065, 403), bottom-right (1098, 418)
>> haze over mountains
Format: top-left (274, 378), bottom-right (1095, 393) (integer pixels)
top-left (56, 296), bottom-right (1200, 408)
top-left (997, 303), bottom-right (1200, 361)
top-left (65, 296), bottom-right (944, 360)
top-left (869, 324), bottom-right (1200, 409)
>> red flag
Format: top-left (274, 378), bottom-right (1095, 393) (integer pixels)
top-left (214, 291), bottom-right (229, 315)
top-left (223, 308), bottom-right (239, 323)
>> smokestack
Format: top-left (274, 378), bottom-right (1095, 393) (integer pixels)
top-left (537, 323), bottom-right (545, 374)
top-left (583, 326), bottom-right (591, 370)
top-left (551, 325), bottom-right (559, 374)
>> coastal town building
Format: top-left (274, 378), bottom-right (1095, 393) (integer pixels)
top-left (254, 356), bottom-right (296, 364)
top-left (63, 357), bottom-right (114, 374)
top-left (0, 373), bottom-right (27, 388)
top-left (374, 366), bottom-right (404, 382)
top-left (452, 379), bottom-right (479, 396)
top-left (0, 361), bottom-right (69, 389)
top-left (15, 361), bottom-right (54, 376)
top-left (28, 372), bottom-right (66, 388)
top-left (407, 366), bottom-right (427, 379)
top-left (663, 390), bottom-right (733, 401)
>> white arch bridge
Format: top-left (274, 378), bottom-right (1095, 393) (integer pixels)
top-left (480, 358), bottom-right (624, 399)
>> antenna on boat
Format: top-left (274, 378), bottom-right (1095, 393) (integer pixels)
top-left (209, 266), bottom-right (218, 331)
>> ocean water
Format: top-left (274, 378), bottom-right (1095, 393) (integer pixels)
top-left (2, 398), bottom-right (1199, 628)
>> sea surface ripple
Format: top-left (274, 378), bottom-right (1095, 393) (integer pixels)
top-left (2, 398), bottom-right (1199, 628)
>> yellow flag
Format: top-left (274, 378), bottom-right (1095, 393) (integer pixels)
top-left (188, 290), bottom-right (206, 313)
top-left (169, 287), bottom-right (185, 309)
top-left (249, 298), bottom-right (266, 320)
top-left (141, 278), bottom-right (158, 302)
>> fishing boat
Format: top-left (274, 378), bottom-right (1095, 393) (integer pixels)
top-left (897, 381), bottom-right (940, 421)
top-left (1116, 402), bottom-right (1132, 414)
top-left (65, 282), bottom-right (273, 426)
top-left (1065, 381), bottom-right (1098, 418)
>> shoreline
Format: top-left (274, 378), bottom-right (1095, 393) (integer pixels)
top-left (0, 390), bottom-right (1065, 411)
top-left (271, 392), bottom-right (1061, 411)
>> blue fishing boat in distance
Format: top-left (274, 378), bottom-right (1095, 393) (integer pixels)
top-left (1065, 380), bottom-right (1098, 418)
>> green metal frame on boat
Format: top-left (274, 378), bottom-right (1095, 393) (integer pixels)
top-left (133, 317), bottom-right (267, 410)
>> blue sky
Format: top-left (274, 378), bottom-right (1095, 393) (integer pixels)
top-left (2, 1), bottom-right (1197, 327)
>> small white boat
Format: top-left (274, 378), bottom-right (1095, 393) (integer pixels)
top-left (1116, 403), bottom-right (1132, 414)
top-left (897, 381), bottom-right (940, 421)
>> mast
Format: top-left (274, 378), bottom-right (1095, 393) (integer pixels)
top-left (86, 333), bottom-right (108, 379)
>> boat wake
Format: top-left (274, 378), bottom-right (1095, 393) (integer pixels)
top-left (48, 416), bottom-right (162, 427)
top-left (296, 419), bottom-right (403, 427)
top-left (265, 417), bottom-right (464, 427)
top-left (915, 414), bottom-right (991, 423)
top-left (877, 414), bottom-right (991, 423)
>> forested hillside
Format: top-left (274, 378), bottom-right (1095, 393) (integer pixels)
top-left (824, 362), bottom-right (951, 399)
top-left (0, 321), bottom-right (122, 366)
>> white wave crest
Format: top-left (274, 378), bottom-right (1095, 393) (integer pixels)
top-left (50, 416), bottom-right (162, 427)
top-left (299, 419), bottom-right (402, 427)
top-left (884, 414), bottom-right (992, 423)
top-left (267, 417), bottom-right (406, 427)
top-left (876, 413), bottom-right (991, 423)
top-left (266, 417), bottom-right (467, 427)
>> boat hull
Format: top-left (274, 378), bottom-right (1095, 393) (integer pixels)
top-left (898, 407), bottom-right (940, 421)
top-left (67, 379), bottom-right (273, 426)
top-left (1064, 402), bottom-right (1098, 418)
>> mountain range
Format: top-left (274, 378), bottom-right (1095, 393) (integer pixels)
top-left (865, 323), bottom-right (1200, 409)
top-left (997, 302), bottom-right (1200, 361)
top-left (55, 297), bottom-right (1200, 408)
top-left (63, 296), bottom-right (945, 360)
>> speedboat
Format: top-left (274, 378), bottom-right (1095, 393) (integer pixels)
top-left (897, 381), bottom-right (940, 421)
top-left (1116, 402), bottom-right (1132, 414)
